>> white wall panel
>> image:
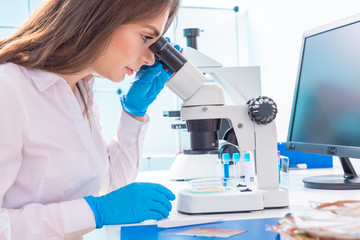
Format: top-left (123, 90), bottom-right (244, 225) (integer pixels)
top-left (0, 0), bottom-right (28, 26)
top-left (242, 0), bottom-right (360, 142)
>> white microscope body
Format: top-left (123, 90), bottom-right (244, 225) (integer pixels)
top-left (169, 47), bottom-right (263, 181)
top-left (149, 38), bottom-right (289, 214)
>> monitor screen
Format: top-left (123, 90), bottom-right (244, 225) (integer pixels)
top-left (287, 14), bottom-right (360, 189)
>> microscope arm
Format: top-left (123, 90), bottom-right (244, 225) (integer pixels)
top-left (203, 66), bottom-right (261, 105)
top-left (181, 46), bottom-right (262, 105)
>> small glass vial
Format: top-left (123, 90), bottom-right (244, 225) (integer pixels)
top-left (232, 153), bottom-right (241, 186)
top-left (280, 155), bottom-right (290, 189)
top-left (278, 151), bottom-right (281, 183)
top-left (243, 152), bottom-right (251, 188)
top-left (222, 153), bottom-right (230, 179)
top-left (243, 152), bottom-right (256, 190)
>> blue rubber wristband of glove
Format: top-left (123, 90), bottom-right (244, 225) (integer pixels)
top-left (84, 195), bottom-right (104, 229)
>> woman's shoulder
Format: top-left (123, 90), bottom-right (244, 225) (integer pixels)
top-left (0, 63), bottom-right (31, 98)
top-left (0, 62), bottom-right (30, 88)
top-left (0, 62), bottom-right (27, 81)
top-left (0, 62), bottom-right (25, 70)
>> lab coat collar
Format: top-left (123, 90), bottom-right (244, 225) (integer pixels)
top-left (28, 68), bottom-right (64, 92)
top-left (28, 68), bottom-right (95, 109)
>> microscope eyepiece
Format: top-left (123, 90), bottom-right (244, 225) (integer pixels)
top-left (148, 36), bottom-right (206, 101)
top-left (149, 37), bottom-right (187, 73)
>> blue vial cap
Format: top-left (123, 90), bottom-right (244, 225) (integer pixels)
top-left (222, 153), bottom-right (230, 163)
top-left (233, 153), bottom-right (240, 162)
top-left (244, 152), bottom-right (250, 162)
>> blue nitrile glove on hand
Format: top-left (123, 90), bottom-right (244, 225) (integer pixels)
top-left (84, 182), bottom-right (176, 228)
top-left (120, 61), bottom-right (171, 117)
top-left (120, 42), bottom-right (181, 117)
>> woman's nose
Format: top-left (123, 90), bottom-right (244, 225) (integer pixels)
top-left (142, 49), bottom-right (156, 66)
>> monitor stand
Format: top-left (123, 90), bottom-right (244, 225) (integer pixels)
top-left (303, 157), bottom-right (360, 190)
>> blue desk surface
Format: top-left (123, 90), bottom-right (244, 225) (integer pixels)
top-left (121, 217), bottom-right (281, 240)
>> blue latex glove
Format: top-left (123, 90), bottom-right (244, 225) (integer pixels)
top-left (84, 182), bottom-right (176, 228)
top-left (120, 61), bottom-right (171, 117)
top-left (120, 42), bottom-right (181, 117)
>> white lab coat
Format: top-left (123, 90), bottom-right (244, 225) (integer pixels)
top-left (0, 63), bottom-right (149, 239)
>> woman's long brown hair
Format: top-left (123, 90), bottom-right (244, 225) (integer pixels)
top-left (0, 0), bottom-right (179, 74)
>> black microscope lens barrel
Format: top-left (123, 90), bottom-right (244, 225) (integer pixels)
top-left (149, 37), bottom-right (187, 73)
top-left (186, 119), bottom-right (221, 151)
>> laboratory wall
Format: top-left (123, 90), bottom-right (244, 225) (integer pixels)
top-left (1, 0), bottom-right (360, 170)
top-left (241, 0), bottom-right (360, 142)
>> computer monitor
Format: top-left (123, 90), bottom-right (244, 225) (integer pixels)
top-left (287, 14), bottom-right (360, 190)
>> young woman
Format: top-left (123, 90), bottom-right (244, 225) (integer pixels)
top-left (0, 0), bottom-right (179, 239)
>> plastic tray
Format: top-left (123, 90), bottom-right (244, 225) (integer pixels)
top-left (188, 177), bottom-right (236, 193)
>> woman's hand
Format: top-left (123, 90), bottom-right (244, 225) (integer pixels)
top-left (120, 61), bottom-right (171, 117)
top-left (84, 182), bottom-right (176, 228)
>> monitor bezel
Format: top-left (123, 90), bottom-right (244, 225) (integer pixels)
top-left (286, 13), bottom-right (360, 159)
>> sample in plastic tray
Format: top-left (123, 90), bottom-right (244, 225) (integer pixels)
top-left (188, 178), bottom-right (236, 193)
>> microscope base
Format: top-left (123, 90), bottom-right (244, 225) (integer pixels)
top-left (177, 188), bottom-right (289, 214)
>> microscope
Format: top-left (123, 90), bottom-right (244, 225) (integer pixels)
top-left (149, 35), bottom-right (288, 214)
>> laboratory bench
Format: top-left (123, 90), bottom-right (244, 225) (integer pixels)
top-left (84, 163), bottom-right (360, 240)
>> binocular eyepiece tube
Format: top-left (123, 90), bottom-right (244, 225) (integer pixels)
top-left (148, 37), bottom-right (206, 101)
top-left (149, 37), bottom-right (187, 73)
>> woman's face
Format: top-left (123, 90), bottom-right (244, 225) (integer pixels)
top-left (91, 9), bottom-right (170, 82)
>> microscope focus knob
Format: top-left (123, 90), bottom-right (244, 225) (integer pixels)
top-left (247, 96), bottom-right (278, 125)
